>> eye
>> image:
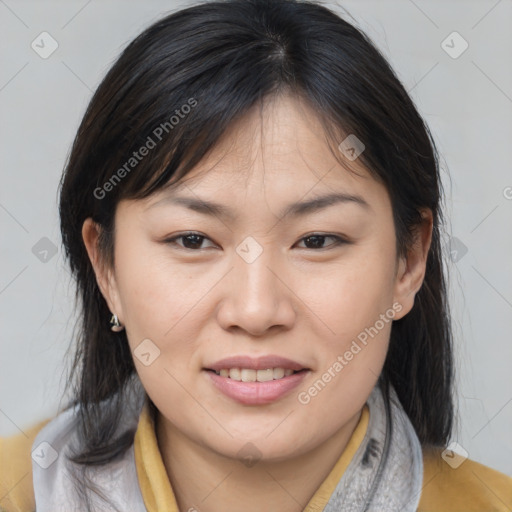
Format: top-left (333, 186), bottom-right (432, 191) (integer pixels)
top-left (295, 234), bottom-right (348, 250)
top-left (165, 232), bottom-right (216, 251)
top-left (164, 232), bottom-right (349, 251)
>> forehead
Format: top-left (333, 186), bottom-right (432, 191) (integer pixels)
top-left (164, 94), bottom-right (375, 196)
top-left (130, 94), bottom-right (393, 223)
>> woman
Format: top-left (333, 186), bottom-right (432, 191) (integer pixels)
top-left (1, 0), bottom-right (510, 510)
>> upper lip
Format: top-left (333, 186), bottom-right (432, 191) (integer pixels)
top-left (205, 355), bottom-right (308, 372)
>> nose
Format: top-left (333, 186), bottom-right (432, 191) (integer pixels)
top-left (216, 246), bottom-right (296, 337)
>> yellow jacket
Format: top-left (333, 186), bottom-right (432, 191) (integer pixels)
top-left (1, 404), bottom-right (511, 511)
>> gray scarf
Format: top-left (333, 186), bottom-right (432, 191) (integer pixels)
top-left (32, 382), bottom-right (423, 511)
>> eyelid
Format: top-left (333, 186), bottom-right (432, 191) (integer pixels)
top-left (295, 233), bottom-right (348, 249)
top-left (163, 231), bottom-right (350, 251)
top-left (164, 231), bottom-right (217, 250)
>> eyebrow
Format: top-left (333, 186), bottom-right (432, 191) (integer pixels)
top-left (149, 192), bottom-right (371, 220)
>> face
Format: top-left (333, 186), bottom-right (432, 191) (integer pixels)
top-left (84, 94), bottom-right (431, 463)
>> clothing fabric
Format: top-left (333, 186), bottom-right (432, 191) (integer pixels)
top-left (134, 395), bottom-right (371, 511)
top-left (29, 382), bottom-right (421, 511)
top-left (2, 383), bottom-right (512, 511)
top-left (31, 390), bottom-right (146, 512)
top-left (322, 383), bottom-right (423, 511)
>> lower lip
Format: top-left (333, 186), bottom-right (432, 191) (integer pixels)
top-left (205, 370), bottom-right (309, 405)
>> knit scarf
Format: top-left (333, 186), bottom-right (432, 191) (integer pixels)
top-left (32, 381), bottom-right (423, 511)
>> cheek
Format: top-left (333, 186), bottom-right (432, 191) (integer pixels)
top-left (113, 247), bottom-right (206, 400)
top-left (298, 245), bottom-right (396, 401)
top-left (295, 265), bottom-right (393, 418)
top-left (113, 238), bottom-right (209, 362)
top-left (302, 246), bottom-right (396, 347)
top-left (115, 235), bottom-right (189, 325)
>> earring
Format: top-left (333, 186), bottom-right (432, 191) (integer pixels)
top-left (109, 313), bottom-right (124, 332)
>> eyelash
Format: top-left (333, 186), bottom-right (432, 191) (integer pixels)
top-left (163, 231), bottom-right (349, 251)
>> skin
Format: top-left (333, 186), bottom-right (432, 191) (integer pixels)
top-left (83, 93), bottom-right (432, 511)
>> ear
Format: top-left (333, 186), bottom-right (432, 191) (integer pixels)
top-left (392, 208), bottom-right (433, 320)
top-left (82, 218), bottom-right (124, 322)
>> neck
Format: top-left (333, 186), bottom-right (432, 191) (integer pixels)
top-left (156, 409), bottom-right (362, 512)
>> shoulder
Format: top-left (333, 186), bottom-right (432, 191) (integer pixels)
top-left (0, 418), bottom-right (51, 512)
top-left (418, 446), bottom-right (512, 512)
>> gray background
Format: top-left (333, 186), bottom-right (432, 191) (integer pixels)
top-left (1, 0), bottom-right (511, 477)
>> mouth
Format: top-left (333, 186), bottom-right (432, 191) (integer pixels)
top-left (203, 356), bottom-right (311, 405)
top-left (205, 367), bottom-right (308, 382)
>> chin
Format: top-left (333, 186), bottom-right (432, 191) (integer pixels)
top-left (206, 431), bottom-right (311, 464)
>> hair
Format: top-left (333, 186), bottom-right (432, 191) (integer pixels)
top-left (58, 0), bottom-right (454, 505)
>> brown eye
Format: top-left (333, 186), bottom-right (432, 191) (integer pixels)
top-left (165, 232), bottom-right (216, 250)
top-left (296, 234), bottom-right (347, 250)
top-left (164, 232), bottom-right (349, 251)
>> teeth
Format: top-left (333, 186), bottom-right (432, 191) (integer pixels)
top-left (214, 367), bottom-right (299, 381)
top-left (257, 369), bottom-right (274, 382)
top-left (273, 368), bottom-right (285, 379)
top-left (229, 368), bottom-right (241, 381)
top-left (240, 369), bottom-right (257, 382)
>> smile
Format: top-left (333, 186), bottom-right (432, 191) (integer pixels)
top-left (204, 368), bottom-right (309, 405)
top-left (212, 367), bottom-right (299, 382)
